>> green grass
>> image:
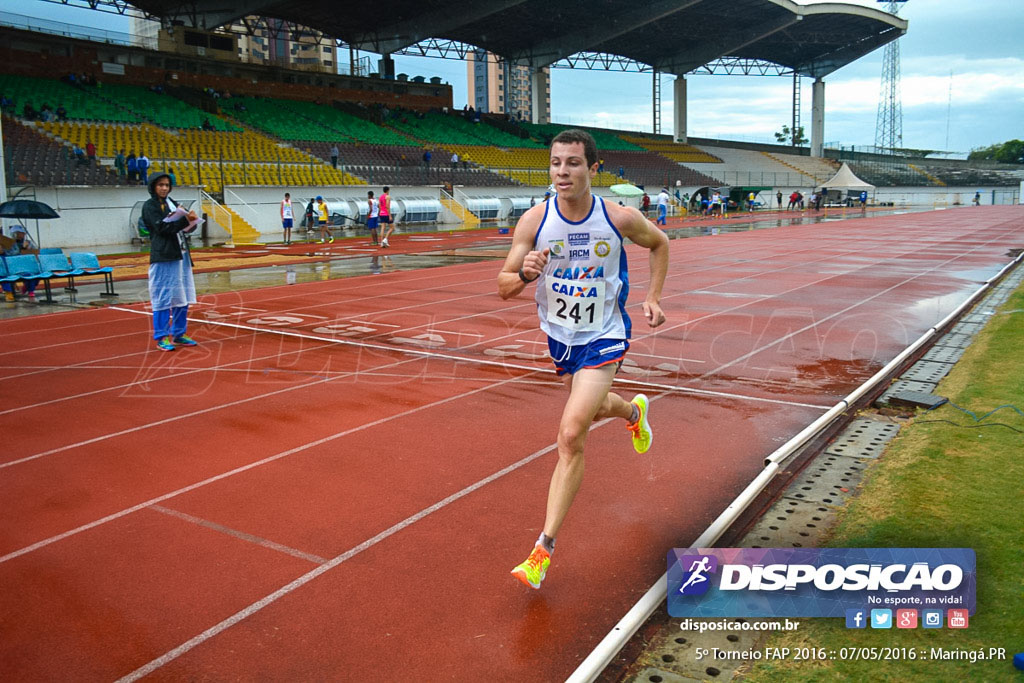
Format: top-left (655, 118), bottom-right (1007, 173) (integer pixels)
top-left (742, 283), bottom-right (1024, 682)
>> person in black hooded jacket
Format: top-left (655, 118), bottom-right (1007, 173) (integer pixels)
top-left (142, 172), bottom-right (199, 351)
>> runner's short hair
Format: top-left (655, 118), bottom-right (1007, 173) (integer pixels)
top-left (551, 129), bottom-right (598, 168)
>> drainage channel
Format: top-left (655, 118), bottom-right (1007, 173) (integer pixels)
top-left (591, 258), bottom-right (1024, 683)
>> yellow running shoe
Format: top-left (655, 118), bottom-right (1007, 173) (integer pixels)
top-left (627, 394), bottom-right (652, 453)
top-left (511, 544), bottom-right (550, 590)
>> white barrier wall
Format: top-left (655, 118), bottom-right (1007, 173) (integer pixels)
top-left (6, 183), bottom-right (1019, 248)
top-left (4, 184), bottom-right (204, 249)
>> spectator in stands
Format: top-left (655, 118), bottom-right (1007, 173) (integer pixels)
top-left (618, 166), bottom-right (625, 179)
top-left (656, 187), bottom-right (669, 226)
top-left (422, 149), bottom-right (432, 168)
top-left (776, 190), bottom-right (783, 209)
top-left (2, 225), bottom-right (40, 302)
top-left (315, 196), bottom-right (333, 243)
top-left (114, 149), bottom-right (126, 183)
top-left (40, 105), bottom-right (54, 122)
top-left (167, 167), bottom-right (177, 187)
top-left (22, 102), bottom-right (37, 120)
top-left (142, 172), bottom-right (199, 352)
top-left (0, 94), bottom-right (12, 112)
top-left (202, 118), bottom-right (214, 131)
top-left (330, 144), bottom-right (339, 169)
top-left (137, 152), bottom-right (150, 184)
top-left (126, 151), bottom-right (138, 183)
top-left (85, 140), bottom-right (97, 165)
top-left (598, 158), bottom-right (605, 172)
top-left (72, 143), bottom-right (88, 165)
top-left (55, 104), bottom-right (67, 121)
top-left (451, 151), bottom-right (459, 168)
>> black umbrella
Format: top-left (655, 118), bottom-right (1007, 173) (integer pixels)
top-left (0, 199), bottom-right (60, 220)
top-left (0, 199), bottom-right (61, 249)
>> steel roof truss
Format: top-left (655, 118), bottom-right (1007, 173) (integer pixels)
top-left (663, 12), bottom-right (800, 75)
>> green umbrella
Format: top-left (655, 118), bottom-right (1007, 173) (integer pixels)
top-left (609, 184), bottom-right (644, 197)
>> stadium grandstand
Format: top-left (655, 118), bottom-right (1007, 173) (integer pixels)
top-left (0, 3), bottom-right (1020, 248)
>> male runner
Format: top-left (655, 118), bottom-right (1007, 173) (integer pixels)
top-left (498, 129), bottom-right (669, 590)
top-left (280, 192), bottom-right (294, 245)
top-left (366, 190), bottom-right (380, 246)
top-left (315, 195), bottom-right (333, 243)
top-left (379, 186), bottom-right (394, 248)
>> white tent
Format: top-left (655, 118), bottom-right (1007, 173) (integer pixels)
top-left (819, 162), bottom-right (874, 190)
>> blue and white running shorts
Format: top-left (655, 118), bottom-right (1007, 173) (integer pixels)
top-left (547, 337), bottom-right (629, 376)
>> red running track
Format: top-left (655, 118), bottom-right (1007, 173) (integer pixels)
top-left (1, 206), bottom-right (1022, 681)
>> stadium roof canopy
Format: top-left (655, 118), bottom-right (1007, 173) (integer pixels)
top-left (126, 0), bottom-right (906, 78)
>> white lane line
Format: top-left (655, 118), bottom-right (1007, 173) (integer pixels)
top-left (149, 505), bottom-right (327, 565)
top-left (0, 371), bottom-right (540, 567)
top-left (0, 338), bottom-right (432, 469)
top-left (111, 311), bottom-right (834, 410)
top-left (349, 320), bottom-right (400, 327)
top-left (10, 224), bottom-right (1007, 457)
top-left (0, 332), bottom-right (335, 420)
top-left (115, 413), bottom-right (612, 683)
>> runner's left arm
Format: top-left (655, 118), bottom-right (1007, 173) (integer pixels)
top-left (615, 207), bottom-right (669, 327)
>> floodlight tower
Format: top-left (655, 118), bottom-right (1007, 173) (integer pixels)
top-left (874, 0), bottom-right (908, 153)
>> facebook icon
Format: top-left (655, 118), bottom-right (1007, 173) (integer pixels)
top-left (845, 608), bottom-right (867, 629)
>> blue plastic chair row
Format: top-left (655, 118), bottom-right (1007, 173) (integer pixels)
top-left (1, 254), bottom-right (56, 303)
top-left (1, 251), bottom-right (118, 302)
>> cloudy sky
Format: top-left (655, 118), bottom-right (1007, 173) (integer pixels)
top-left (3, 0), bottom-right (1021, 156)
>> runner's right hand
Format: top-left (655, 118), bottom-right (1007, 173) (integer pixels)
top-left (522, 248), bottom-right (549, 280)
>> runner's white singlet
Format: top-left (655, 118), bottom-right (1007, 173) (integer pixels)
top-left (533, 194), bottom-right (630, 346)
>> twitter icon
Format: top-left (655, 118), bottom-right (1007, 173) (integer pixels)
top-left (870, 609), bottom-right (892, 629)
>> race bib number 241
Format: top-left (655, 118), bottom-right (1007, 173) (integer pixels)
top-left (545, 277), bottom-right (605, 332)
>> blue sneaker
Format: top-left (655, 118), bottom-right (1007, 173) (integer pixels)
top-left (174, 334), bottom-right (198, 347)
top-left (156, 336), bottom-right (175, 352)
